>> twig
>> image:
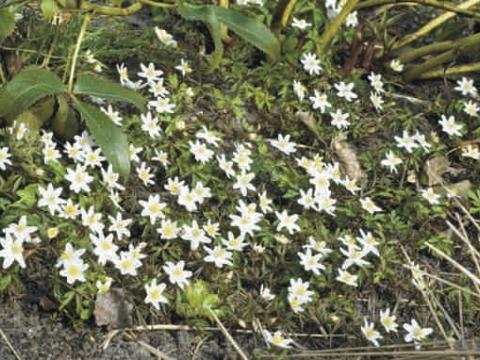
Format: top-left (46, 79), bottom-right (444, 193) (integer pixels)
top-left (124, 332), bottom-right (175, 360)
top-left (426, 243), bottom-right (480, 288)
top-left (417, 62), bottom-right (480, 79)
top-left (0, 328), bottom-right (22, 360)
top-left (209, 309), bottom-right (249, 360)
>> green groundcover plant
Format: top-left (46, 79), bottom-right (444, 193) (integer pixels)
top-left (1, 0), bottom-right (480, 357)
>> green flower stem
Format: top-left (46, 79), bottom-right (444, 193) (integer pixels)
top-left (392, 0), bottom-right (480, 50)
top-left (317, 0), bottom-right (360, 55)
top-left (403, 33), bottom-right (480, 81)
top-left (137, 0), bottom-right (176, 9)
top-left (399, 32), bottom-right (480, 63)
top-left (271, 0), bottom-right (298, 34)
top-left (68, 13), bottom-right (90, 94)
top-left (416, 62), bottom-right (480, 79)
top-left (80, 2), bottom-right (144, 15)
top-left (356, 0), bottom-right (480, 19)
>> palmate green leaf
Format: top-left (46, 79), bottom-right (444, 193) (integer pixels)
top-left (73, 98), bottom-right (130, 177)
top-left (0, 67), bottom-right (66, 122)
top-left (213, 7), bottom-right (280, 60)
top-left (0, 8), bottom-right (15, 45)
top-left (73, 73), bottom-right (146, 112)
top-left (178, 3), bottom-right (224, 71)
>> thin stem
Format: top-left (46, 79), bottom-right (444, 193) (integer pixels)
top-left (68, 13), bottom-right (90, 94)
top-left (272, 0), bottom-right (298, 34)
top-left (317, 0), bottom-right (360, 54)
top-left (209, 309), bottom-right (249, 360)
top-left (137, 0), bottom-right (176, 9)
top-left (357, 0), bottom-right (480, 19)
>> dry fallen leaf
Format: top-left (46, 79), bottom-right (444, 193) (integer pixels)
top-left (424, 156), bottom-right (461, 186)
top-left (332, 135), bottom-right (366, 185)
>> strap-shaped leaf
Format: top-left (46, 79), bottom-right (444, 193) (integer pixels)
top-left (74, 73), bottom-right (146, 112)
top-left (0, 67), bottom-right (66, 122)
top-left (178, 3), bottom-right (223, 71)
top-left (213, 7), bottom-right (280, 60)
top-left (0, 8), bottom-right (15, 45)
top-left (73, 98), bottom-right (130, 177)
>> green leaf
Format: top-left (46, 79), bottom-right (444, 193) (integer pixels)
top-left (0, 67), bottom-right (66, 122)
top-left (178, 3), bottom-right (224, 71)
top-left (213, 7), bottom-right (280, 59)
top-left (73, 98), bottom-right (130, 176)
top-left (0, 8), bottom-right (15, 45)
top-left (73, 73), bottom-right (146, 112)
top-left (52, 95), bottom-right (79, 140)
top-left (0, 274), bottom-right (12, 292)
top-left (40, 0), bottom-right (59, 19)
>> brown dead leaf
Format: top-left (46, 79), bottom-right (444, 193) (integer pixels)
top-left (424, 156), bottom-right (462, 186)
top-left (332, 135), bottom-right (365, 185)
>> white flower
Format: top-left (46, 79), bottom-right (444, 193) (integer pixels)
top-left (381, 150), bottom-right (402, 173)
top-left (275, 210), bottom-right (300, 234)
top-left (234, 172), bottom-right (256, 196)
top-left (270, 134), bottom-right (297, 155)
top-left (309, 90), bottom-right (331, 113)
top-left (157, 218), bottom-right (179, 240)
top-left (222, 231), bottom-right (247, 252)
top-left (56, 243), bottom-right (85, 268)
top-left (360, 197), bottom-right (382, 214)
top-left (83, 147), bottom-right (105, 168)
top-left (181, 220), bottom-right (210, 250)
top-left (38, 184), bottom-right (65, 215)
top-left (301, 52), bottom-right (322, 75)
top-left (90, 232), bottom-right (118, 265)
top-left (153, 149), bottom-right (169, 167)
top-left (345, 11), bottom-right (358, 27)
top-left (149, 97), bottom-right (175, 114)
top-left (196, 126), bottom-right (221, 147)
top-left (0, 147), bottom-right (12, 170)
top-left (138, 62), bottom-right (163, 82)
top-left (454, 77), bottom-right (477, 97)
top-left (334, 81), bottom-right (357, 102)
top-left (341, 246), bottom-right (369, 269)
top-left (0, 234), bottom-right (26, 269)
top-left (101, 165), bottom-right (125, 191)
top-left (330, 109), bottom-right (350, 129)
top-left (164, 177), bottom-right (186, 196)
top-left (217, 155), bottom-right (235, 178)
top-left (81, 206), bottom-right (104, 234)
top-left (101, 105), bottom-right (122, 126)
top-left (439, 115), bottom-right (463, 137)
top-left (368, 73), bottom-right (384, 93)
top-left (292, 17), bottom-right (311, 30)
top-left (154, 27), bottom-right (177, 47)
top-left (65, 165), bottom-right (93, 193)
top-left (298, 248), bottom-right (325, 275)
top-left (258, 191), bottom-right (273, 213)
top-left (145, 279), bottom-right (168, 309)
top-left (380, 308), bottom-right (398, 333)
top-left (204, 246), bottom-right (233, 268)
top-left (137, 162), bottom-right (155, 186)
top-left (114, 251), bottom-right (140, 276)
top-left (288, 278), bottom-right (314, 304)
top-left (298, 188), bottom-right (317, 210)
top-left (149, 79), bottom-right (169, 98)
top-left (189, 140), bottom-right (214, 163)
top-left (403, 319), bottom-right (433, 343)
top-left (370, 92), bottom-right (384, 111)
top-left (43, 144), bottom-right (61, 163)
top-left (361, 318), bottom-right (382, 347)
top-left (141, 112), bottom-right (162, 138)
top-left (4, 216), bottom-right (37, 242)
top-left (464, 100), bottom-right (479, 117)
top-left (139, 194), bottom-right (167, 224)
top-left (259, 284), bottom-right (275, 301)
top-left (356, 229), bottom-right (379, 256)
top-left (163, 261), bottom-right (192, 289)
top-left (177, 187), bottom-right (198, 212)
top-left (395, 130), bottom-right (419, 153)
top-left (293, 80), bottom-right (307, 101)
top-left (414, 131), bottom-right (431, 152)
top-left (263, 330), bottom-right (294, 349)
top-left (390, 59), bottom-right (404, 72)
top-left (462, 144), bottom-right (480, 160)
top-left (175, 58), bottom-right (192, 77)
top-left (108, 212), bottom-right (132, 239)
top-left (336, 269), bottom-right (358, 287)
top-left (96, 277), bottom-right (113, 294)
top-left (420, 187), bottom-right (440, 205)
top-left (59, 258), bottom-right (88, 284)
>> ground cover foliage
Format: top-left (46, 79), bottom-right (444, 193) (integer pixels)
top-left (1, 0), bottom-right (480, 357)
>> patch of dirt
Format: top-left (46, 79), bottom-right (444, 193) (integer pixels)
top-left (0, 299), bottom-right (249, 359)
